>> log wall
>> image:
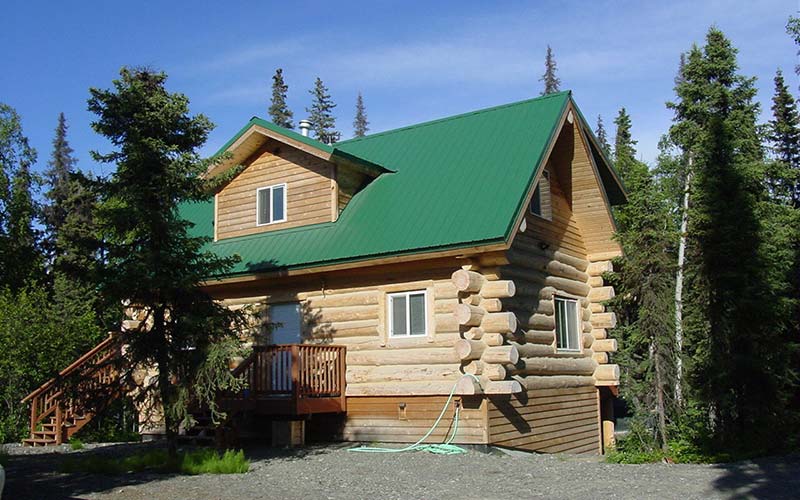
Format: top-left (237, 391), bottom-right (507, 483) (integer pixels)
top-left (216, 146), bottom-right (334, 240)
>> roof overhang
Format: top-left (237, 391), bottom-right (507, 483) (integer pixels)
top-left (205, 118), bottom-right (391, 181)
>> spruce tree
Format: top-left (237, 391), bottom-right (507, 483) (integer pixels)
top-left (6, 161), bottom-right (42, 289)
top-left (767, 69), bottom-right (800, 206)
top-left (595, 115), bottom-right (611, 157)
top-left (306, 77), bottom-right (340, 144)
top-left (88, 67), bottom-right (247, 457)
top-left (667, 28), bottom-right (793, 451)
top-left (609, 109), bottom-right (676, 451)
top-left (353, 92), bottom-right (369, 138)
top-left (539, 45), bottom-right (561, 95)
top-left (268, 68), bottom-right (293, 129)
top-left (0, 103), bottom-right (41, 290)
top-left (613, 109), bottom-right (635, 176)
top-left (788, 16), bottom-right (799, 77)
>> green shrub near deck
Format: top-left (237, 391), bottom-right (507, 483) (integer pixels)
top-left (60, 448), bottom-right (249, 475)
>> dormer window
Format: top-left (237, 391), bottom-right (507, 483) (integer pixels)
top-left (256, 184), bottom-right (287, 226)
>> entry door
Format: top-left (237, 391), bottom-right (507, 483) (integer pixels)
top-left (269, 303), bottom-right (301, 393)
top-left (270, 302), bottom-right (302, 344)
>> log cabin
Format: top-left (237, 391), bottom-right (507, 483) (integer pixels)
top-left (23, 91), bottom-right (625, 454)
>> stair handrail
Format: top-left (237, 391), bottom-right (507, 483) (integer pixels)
top-left (21, 333), bottom-right (119, 403)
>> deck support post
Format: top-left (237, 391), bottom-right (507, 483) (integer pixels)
top-left (271, 420), bottom-right (305, 447)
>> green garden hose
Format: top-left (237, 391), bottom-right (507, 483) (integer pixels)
top-left (348, 374), bottom-right (479, 455)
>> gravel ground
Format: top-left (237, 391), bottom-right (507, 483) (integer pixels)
top-left (3, 441), bottom-right (799, 500)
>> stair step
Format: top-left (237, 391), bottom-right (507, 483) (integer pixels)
top-left (33, 430), bottom-right (57, 436)
top-left (23, 438), bottom-right (57, 446)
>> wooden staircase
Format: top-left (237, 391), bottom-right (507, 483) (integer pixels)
top-left (21, 334), bottom-right (122, 446)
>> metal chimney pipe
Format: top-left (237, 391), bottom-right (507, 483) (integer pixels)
top-left (298, 119), bottom-right (311, 137)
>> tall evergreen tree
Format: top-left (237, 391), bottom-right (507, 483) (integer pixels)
top-left (767, 69), bottom-right (800, 206)
top-left (613, 109), bottom-right (635, 175)
top-left (539, 45), bottom-right (561, 95)
top-left (268, 68), bottom-right (293, 129)
top-left (788, 16), bottom-right (799, 78)
top-left (353, 92), bottom-right (369, 138)
top-left (0, 104), bottom-right (41, 290)
top-left (6, 161), bottom-right (42, 288)
top-left (88, 67), bottom-right (247, 457)
top-left (306, 77), bottom-right (340, 144)
top-left (609, 109), bottom-right (676, 450)
top-left (667, 28), bottom-right (793, 451)
top-left (595, 115), bottom-right (611, 157)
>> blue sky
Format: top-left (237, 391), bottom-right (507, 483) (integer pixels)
top-left (2, 0), bottom-right (797, 179)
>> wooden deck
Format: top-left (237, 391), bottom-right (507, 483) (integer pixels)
top-left (220, 344), bottom-right (347, 417)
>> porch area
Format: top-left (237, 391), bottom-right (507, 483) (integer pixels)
top-left (220, 344), bottom-right (347, 417)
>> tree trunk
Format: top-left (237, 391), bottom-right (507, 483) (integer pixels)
top-left (674, 155), bottom-right (692, 406)
top-left (652, 341), bottom-right (669, 451)
top-left (153, 306), bottom-right (178, 460)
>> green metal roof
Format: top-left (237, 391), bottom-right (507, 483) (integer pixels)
top-left (182, 91), bottom-right (621, 278)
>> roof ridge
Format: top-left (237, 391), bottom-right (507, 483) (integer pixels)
top-left (335, 91), bottom-right (571, 146)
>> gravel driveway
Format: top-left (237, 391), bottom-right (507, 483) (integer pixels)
top-left (3, 442), bottom-right (798, 499)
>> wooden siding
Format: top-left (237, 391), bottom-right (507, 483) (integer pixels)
top-left (340, 395), bottom-right (488, 444)
top-left (216, 146), bottom-right (333, 240)
top-left (556, 118), bottom-right (622, 261)
top-left (525, 162), bottom-right (587, 259)
top-left (216, 259), bottom-right (467, 397)
top-left (489, 386), bottom-right (601, 454)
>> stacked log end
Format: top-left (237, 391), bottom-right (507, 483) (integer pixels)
top-left (451, 269), bottom-right (520, 394)
top-left (586, 257), bottom-right (620, 386)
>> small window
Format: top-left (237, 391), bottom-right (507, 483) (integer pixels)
top-left (529, 170), bottom-right (551, 220)
top-left (388, 291), bottom-right (427, 337)
top-left (256, 184), bottom-right (287, 226)
top-left (555, 296), bottom-right (580, 351)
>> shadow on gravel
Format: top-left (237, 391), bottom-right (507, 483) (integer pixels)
top-left (711, 454), bottom-right (800, 499)
top-left (4, 441), bottom-right (336, 500)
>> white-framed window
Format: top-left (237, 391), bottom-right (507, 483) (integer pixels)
top-left (529, 170), bottom-right (551, 220)
top-left (554, 296), bottom-right (581, 351)
top-left (388, 290), bottom-right (428, 337)
top-left (256, 184), bottom-right (287, 226)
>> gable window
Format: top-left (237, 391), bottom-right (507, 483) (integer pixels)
top-left (388, 291), bottom-right (427, 337)
top-left (529, 170), bottom-right (552, 220)
top-left (256, 184), bottom-right (287, 226)
top-left (554, 296), bottom-right (581, 351)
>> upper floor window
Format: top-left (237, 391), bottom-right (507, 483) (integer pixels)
top-left (554, 296), bottom-right (581, 352)
top-left (257, 184), bottom-right (287, 226)
top-left (529, 170), bottom-right (552, 220)
top-left (388, 290), bottom-right (427, 337)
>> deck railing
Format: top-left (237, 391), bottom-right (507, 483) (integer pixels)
top-left (230, 344), bottom-right (346, 410)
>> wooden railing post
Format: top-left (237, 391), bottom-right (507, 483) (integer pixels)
top-left (55, 404), bottom-right (63, 445)
top-left (291, 345), bottom-right (300, 399)
top-left (339, 346), bottom-right (347, 411)
top-left (30, 397), bottom-right (38, 436)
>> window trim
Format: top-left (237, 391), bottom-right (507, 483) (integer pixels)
top-left (554, 295), bottom-right (582, 352)
top-left (256, 183), bottom-right (288, 226)
top-left (387, 290), bottom-right (429, 338)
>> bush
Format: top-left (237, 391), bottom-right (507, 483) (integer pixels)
top-left (0, 285), bottom-right (103, 442)
top-left (60, 448), bottom-right (249, 475)
top-left (69, 438), bottom-right (85, 451)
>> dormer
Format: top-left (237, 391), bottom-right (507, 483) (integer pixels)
top-left (207, 119), bottom-right (388, 241)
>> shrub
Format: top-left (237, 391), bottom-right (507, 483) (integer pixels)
top-left (69, 438), bottom-right (85, 451)
top-left (60, 448), bottom-right (249, 475)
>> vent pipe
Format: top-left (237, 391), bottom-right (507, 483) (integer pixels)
top-left (298, 119), bottom-right (312, 137)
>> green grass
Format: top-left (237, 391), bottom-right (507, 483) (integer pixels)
top-left (60, 448), bottom-right (249, 475)
top-left (69, 437), bottom-right (85, 451)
